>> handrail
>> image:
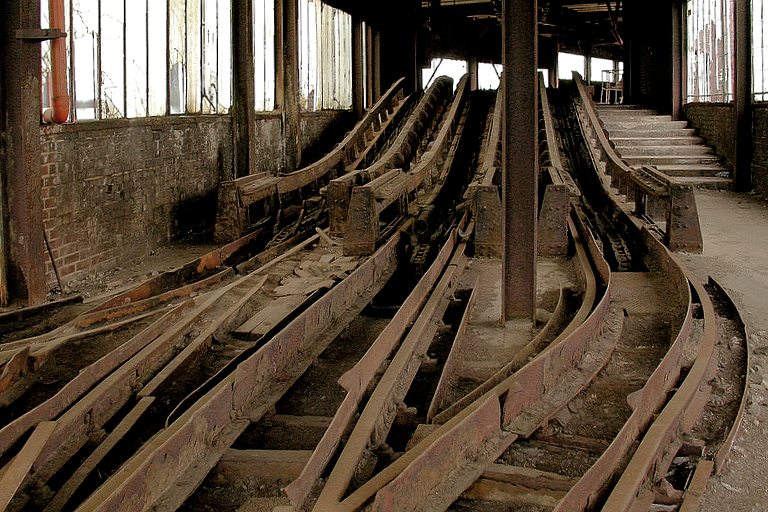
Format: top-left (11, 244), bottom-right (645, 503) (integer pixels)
top-left (343, 76), bottom-right (470, 255)
top-left (277, 77), bottom-right (409, 195)
top-left (328, 76), bottom-right (454, 235)
top-left (572, 72), bottom-right (703, 253)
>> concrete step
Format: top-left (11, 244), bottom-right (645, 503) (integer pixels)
top-left (596, 106), bottom-right (657, 115)
top-left (621, 154), bottom-right (722, 166)
top-left (611, 136), bottom-right (705, 146)
top-left (599, 114), bottom-right (672, 122)
top-left (614, 145), bottom-right (714, 156)
top-left (608, 128), bottom-right (698, 139)
top-left (654, 163), bottom-right (730, 177)
top-left (669, 175), bottom-right (733, 190)
top-left (603, 120), bottom-right (690, 131)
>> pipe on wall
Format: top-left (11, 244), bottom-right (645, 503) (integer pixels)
top-left (42, 0), bottom-right (70, 124)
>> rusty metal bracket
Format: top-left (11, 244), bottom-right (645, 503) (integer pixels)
top-left (15, 29), bottom-right (67, 41)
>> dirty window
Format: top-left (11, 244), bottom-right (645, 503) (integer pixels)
top-left (685, 0), bottom-right (735, 102)
top-left (299, 0), bottom-right (353, 111)
top-left (41, 0), bottom-right (232, 122)
top-left (254, 0), bottom-right (276, 111)
top-left (755, 0), bottom-right (768, 101)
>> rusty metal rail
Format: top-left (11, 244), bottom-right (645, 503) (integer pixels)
top-left (305, 210), bottom-right (615, 512)
top-left (73, 236), bottom-right (399, 512)
top-left (343, 76), bottom-right (470, 256)
top-left (215, 78), bottom-right (409, 242)
top-left (600, 275), bottom-right (750, 511)
top-left (328, 76), bottom-right (455, 236)
top-left (573, 72), bottom-right (703, 253)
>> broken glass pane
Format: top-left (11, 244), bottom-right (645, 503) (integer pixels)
top-left (126, 1), bottom-right (148, 118)
top-left (101, 1), bottom-right (125, 118)
top-left (202, 0), bottom-right (218, 114)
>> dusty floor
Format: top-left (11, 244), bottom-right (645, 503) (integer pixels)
top-left (677, 189), bottom-right (768, 512)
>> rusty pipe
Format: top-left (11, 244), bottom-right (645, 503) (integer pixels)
top-left (43, 0), bottom-right (70, 124)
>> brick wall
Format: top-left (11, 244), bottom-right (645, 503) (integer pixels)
top-left (754, 104), bottom-right (768, 195)
top-left (684, 102), bottom-right (768, 195)
top-left (40, 116), bottom-right (233, 288)
top-left (683, 103), bottom-right (737, 170)
top-left (39, 110), bottom-right (352, 289)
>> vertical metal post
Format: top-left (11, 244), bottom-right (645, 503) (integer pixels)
top-left (584, 47), bottom-right (592, 84)
top-left (671, 0), bottom-right (683, 120)
top-left (502, 0), bottom-right (538, 321)
top-left (365, 23), bottom-right (374, 108)
top-left (469, 56), bottom-right (479, 91)
top-left (373, 29), bottom-right (382, 102)
top-left (283, 0), bottom-right (301, 171)
top-left (0, 0), bottom-right (47, 304)
top-left (352, 15), bottom-right (364, 118)
top-left (549, 38), bottom-right (559, 89)
top-left (232, 0), bottom-right (256, 178)
top-left (735, 0), bottom-right (752, 192)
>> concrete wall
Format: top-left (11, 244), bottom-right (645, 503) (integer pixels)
top-left (684, 102), bottom-right (768, 196)
top-left (39, 110), bottom-right (350, 289)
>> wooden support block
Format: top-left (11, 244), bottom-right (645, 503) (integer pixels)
top-left (43, 397), bottom-right (156, 512)
top-left (0, 421), bottom-right (57, 511)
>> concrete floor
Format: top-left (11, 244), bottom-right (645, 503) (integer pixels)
top-left (676, 190), bottom-right (768, 512)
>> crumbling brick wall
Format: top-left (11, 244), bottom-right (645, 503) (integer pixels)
top-left (39, 116), bottom-right (233, 288)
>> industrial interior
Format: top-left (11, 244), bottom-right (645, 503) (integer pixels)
top-left (1, 0), bottom-right (767, 510)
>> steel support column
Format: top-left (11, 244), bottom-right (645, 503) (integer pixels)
top-left (366, 24), bottom-right (375, 109)
top-left (373, 29), bottom-right (382, 102)
top-left (282, 0), bottom-right (302, 171)
top-left (0, 0), bottom-right (47, 304)
top-left (352, 15), bottom-right (365, 119)
top-left (735, 0), bottom-right (753, 192)
top-left (671, 0), bottom-right (684, 120)
top-left (233, 0), bottom-right (256, 178)
top-left (502, 0), bottom-right (538, 321)
top-left (469, 57), bottom-right (479, 91)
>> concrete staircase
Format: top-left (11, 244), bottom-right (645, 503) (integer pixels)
top-left (595, 105), bottom-right (732, 189)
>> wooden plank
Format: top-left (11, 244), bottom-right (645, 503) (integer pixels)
top-left (138, 274), bottom-right (269, 399)
top-left (215, 449), bottom-right (312, 482)
top-left (0, 421), bottom-right (57, 511)
top-left (43, 397), bottom-right (156, 512)
top-left (482, 464), bottom-right (578, 493)
top-left (0, 302), bottom-right (191, 458)
top-left (462, 479), bottom-right (566, 508)
top-left (233, 295), bottom-right (306, 340)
